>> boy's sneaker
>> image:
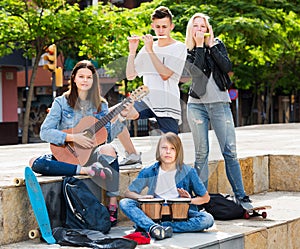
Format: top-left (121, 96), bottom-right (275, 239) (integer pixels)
top-left (107, 204), bottom-right (118, 227)
top-left (149, 225), bottom-right (173, 240)
top-left (119, 152), bottom-right (142, 168)
top-left (239, 195), bottom-right (253, 210)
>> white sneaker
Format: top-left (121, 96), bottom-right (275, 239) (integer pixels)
top-left (239, 196), bottom-right (253, 210)
top-left (119, 152), bottom-right (142, 169)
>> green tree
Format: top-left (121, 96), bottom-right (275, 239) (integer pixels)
top-left (1, 0), bottom-right (299, 141)
top-left (0, 1), bottom-right (133, 143)
top-left (0, 1), bottom-right (86, 142)
top-left (157, 0), bottom-right (300, 124)
top-left (91, 0), bottom-right (300, 124)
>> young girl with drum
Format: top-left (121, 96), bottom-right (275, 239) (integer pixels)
top-left (119, 132), bottom-right (214, 240)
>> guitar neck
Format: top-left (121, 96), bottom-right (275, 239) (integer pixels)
top-left (91, 99), bottom-right (129, 134)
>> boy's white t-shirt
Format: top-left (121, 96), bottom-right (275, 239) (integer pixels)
top-left (154, 168), bottom-right (179, 199)
top-left (134, 41), bottom-right (187, 124)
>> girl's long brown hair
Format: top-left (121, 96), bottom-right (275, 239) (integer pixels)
top-left (64, 60), bottom-right (104, 112)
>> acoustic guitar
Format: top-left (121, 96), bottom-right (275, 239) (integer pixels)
top-left (50, 85), bottom-right (149, 165)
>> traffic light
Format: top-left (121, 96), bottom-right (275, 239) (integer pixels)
top-left (117, 80), bottom-right (126, 96)
top-left (55, 67), bottom-right (63, 87)
top-left (43, 44), bottom-right (57, 72)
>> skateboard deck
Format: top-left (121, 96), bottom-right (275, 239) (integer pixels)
top-left (244, 205), bottom-right (271, 219)
top-left (24, 166), bottom-right (56, 244)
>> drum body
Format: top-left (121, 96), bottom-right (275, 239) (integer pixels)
top-left (167, 198), bottom-right (191, 220)
top-left (138, 198), bottom-right (164, 221)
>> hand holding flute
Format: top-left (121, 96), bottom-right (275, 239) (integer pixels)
top-left (127, 34), bottom-right (166, 54)
top-left (127, 35), bottom-right (168, 40)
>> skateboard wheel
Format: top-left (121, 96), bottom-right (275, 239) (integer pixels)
top-left (244, 212), bottom-right (250, 219)
top-left (14, 178), bottom-right (25, 187)
top-left (29, 229), bottom-right (40, 239)
top-left (262, 212), bottom-right (267, 219)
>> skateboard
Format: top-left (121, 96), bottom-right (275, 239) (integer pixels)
top-left (24, 166), bottom-right (56, 244)
top-left (243, 205), bottom-right (271, 219)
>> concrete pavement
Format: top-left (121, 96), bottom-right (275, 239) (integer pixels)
top-left (1, 123), bottom-right (300, 187)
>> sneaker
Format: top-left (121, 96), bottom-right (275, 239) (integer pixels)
top-left (107, 204), bottom-right (118, 227)
top-left (119, 152), bottom-right (142, 167)
top-left (149, 225), bottom-right (173, 240)
top-left (239, 195), bottom-right (253, 210)
top-left (87, 162), bottom-right (113, 180)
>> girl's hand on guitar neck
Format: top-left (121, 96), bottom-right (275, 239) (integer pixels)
top-left (120, 101), bottom-right (134, 118)
top-left (111, 100), bottom-right (135, 123)
top-left (66, 133), bottom-right (94, 148)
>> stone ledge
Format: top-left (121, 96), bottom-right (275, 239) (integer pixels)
top-left (1, 153), bottom-right (300, 246)
top-left (3, 191), bottom-right (300, 249)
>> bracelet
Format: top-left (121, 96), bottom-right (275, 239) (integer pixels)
top-left (118, 113), bottom-right (126, 122)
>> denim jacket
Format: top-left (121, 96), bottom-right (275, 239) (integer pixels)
top-left (40, 95), bottom-right (124, 146)
top-left (128, 162), bottom-right (207, 210)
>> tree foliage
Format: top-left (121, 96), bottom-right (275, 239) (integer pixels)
top-left (151, 0), bottom-right (300, 123)
top-left (0, 0), bottom-right (122, 143)
top-left (0, 0), bottom-right (299, 141)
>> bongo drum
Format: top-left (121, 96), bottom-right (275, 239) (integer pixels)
top-left (161, 203), bottom-right (171, 216)
top-left (167, 198), bottom-right (191, 220)
top-left (138, 198), bottom-right (164, 221)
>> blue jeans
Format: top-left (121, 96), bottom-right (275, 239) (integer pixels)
top-left (134, 100), bottom-right (178, 134)
top-left (187, 102), bottom-right (246, 199)
top-left (119, 198), bottom-right (214, 233)
top-left (32, 153), bottom-right (119, 197)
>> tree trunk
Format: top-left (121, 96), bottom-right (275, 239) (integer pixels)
top-left (257, 93), bottom-right (263, 124)
top-left (250, 92), bottom-right (257, 125)
top-left (264, 81), bottom-right (275, 124)
top-left (22, 51), bottom-right (42, 144)
top-left (265, 64), bottom-right (283, 125)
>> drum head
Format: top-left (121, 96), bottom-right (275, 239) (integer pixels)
top-left (138, 198), bottom-right (164, 203)
top-left (167, 198), bottom-right (191, 203)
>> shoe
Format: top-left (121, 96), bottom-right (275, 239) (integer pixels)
top-left (239, 195), bottom-right (253, 210)
top-left (149, 225), bottom-right (173, 240)
top-left (107, 204), bottom-right (118, 227)
top-left (119, 152), bottom-right (142, 167)
top-left (88, 162), bottom-right (113, 180)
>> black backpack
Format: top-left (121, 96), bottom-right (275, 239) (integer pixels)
top-left (202, 193), bottom-right (245, 220)
top-left (62, 177), bottom-right (111, 234)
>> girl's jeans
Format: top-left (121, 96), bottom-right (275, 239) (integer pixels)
top-left (187, 102), bottom-right (246, 199)
top-left (119, 198), bottom-right (214, 232)
top-left (32, 153), bottom-right (119, 197)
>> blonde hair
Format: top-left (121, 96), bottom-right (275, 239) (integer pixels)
top-left (185, 13), bottom-right (210, 51)
top-left (155, 132), bottom-right (184, 167)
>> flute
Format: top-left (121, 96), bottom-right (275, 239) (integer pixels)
top-left (127, 35), bottom-right (168, 40)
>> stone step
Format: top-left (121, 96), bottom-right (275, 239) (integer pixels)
top-left (1, 152), bottom-right (300, 248)
top-left (2, 191), bottom-right (300, 249)
top-left (1, 124), bottom-right (300, 248)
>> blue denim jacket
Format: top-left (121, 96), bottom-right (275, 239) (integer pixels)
top-left (40, 95), bottom-right (124, 146)
top-left (128, 162), bottom-right (207, 210)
